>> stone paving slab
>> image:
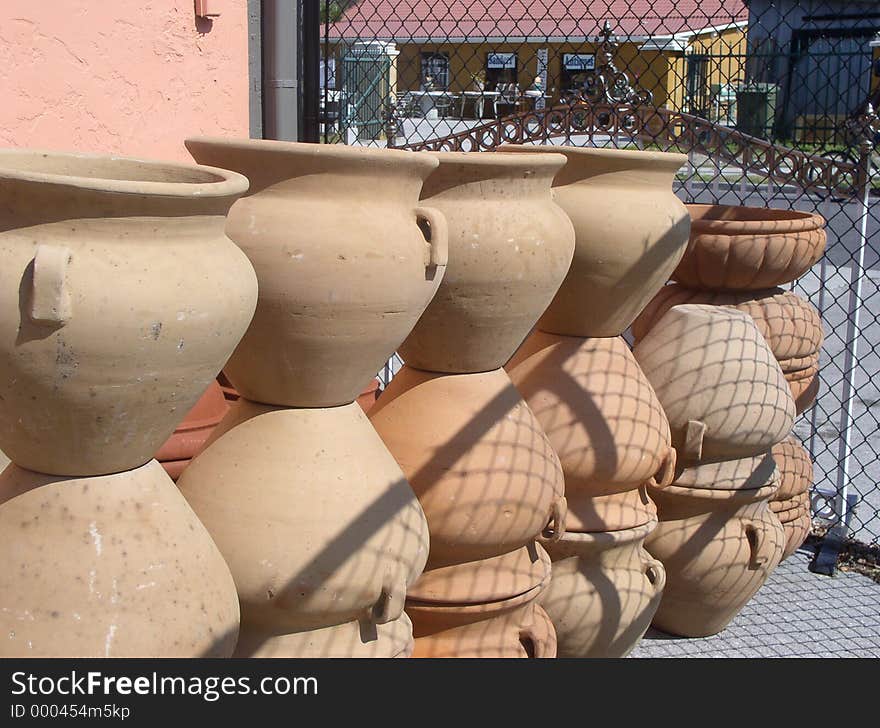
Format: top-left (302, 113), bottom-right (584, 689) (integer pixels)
top-left (630, 547), bottom-right (880, 658)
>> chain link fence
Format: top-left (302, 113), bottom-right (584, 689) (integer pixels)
top-left (318, 0), bottom-right (880, 547)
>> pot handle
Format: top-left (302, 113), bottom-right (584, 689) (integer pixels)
top-left (414, 205), bottom-right (449, 269)
top-left (648, 445), bottom-right (677, 489)
top-left (643, 555), bottom-right (667, 595)
top-left (743, 519), bottom-right (767, 569)
top-left (682, 420), bottom-right (706, 463)
top-left (30, 244), bottom-right (73, 326)
top-left (538, 495), bottom-right (567, 544)
top-left (519, 623), bottom-right (553, 658)
top-left (367, 569), bottom-right (407, 625)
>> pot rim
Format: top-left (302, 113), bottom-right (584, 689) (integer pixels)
top-left (687, 203), bottom-right (825, 233)
top-left (555, 518), bottom-right (658, 545)
top-left (426, 150), bottom-right (567, 171)
top-left (405, 580), bottom-right (545, 615)
top-left (0, 147), bottom-right (248, 199)
top-left (650, 481), bottom-right (778, 502)
top-left (498, 142), bottom-right (687, 170)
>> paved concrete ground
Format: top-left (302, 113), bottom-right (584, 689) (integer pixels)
top-left (631, 546), bottom-right (880, 658)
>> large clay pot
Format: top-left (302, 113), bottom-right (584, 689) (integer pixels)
top-left (155, 381), bottom-right (229, 481)
top-left (234, 612), bottom-right (414, 658)
top-left (185, 138), bottom-right (447, 407)
top-left (0, 149), bottom-right (257, 476)
top-left (542, 520), bottom-right (665, 657)
top-left (633, 304), bottom-right (795, 464)
top-left (632, 286), bottom-right (824, 366)
top-left (671, 451), bottom-right (779, 492)
top-left (673, 204), bottom-right (826, 290)
top-left (647, 483), bottom-right (784, 637)
top-left (772, 436), bottom-right (813, 501)
top-left (507, 331), bottom-right (675, 492)
top-left (177, 400), bottom-right (430, 636)
top-left (497, 144), bottom-right (690, 337)
top-left (397, 152), bottom-right (574, 373)
top-left (564, 484), bottom-right (658, 533)
top-left (369, 366), bottom-right (566, 569)
top-left (0, 459), bottom-right (239, 656)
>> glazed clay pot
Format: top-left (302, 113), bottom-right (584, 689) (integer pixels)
top-left (497, 144), bottom-right (690, 337)
top-left (369, 366), bottom-right (566, 569)
top-left (542, 520), bottom-right (665, 658)
top-left (633, 304), bottom-right (795, 464)
top-left (155, 381), bottom-right (228, 481)
top-left (0, 460), bottom-right (239, 656)
top-left (772, 436), bottom-right (813, 501)
top-left (234, 612), bottom-right (414, 658)
top-left (177, 400), bottom-right (430, 636)
top-left (632, 285), bottom-right (824, 364)
top-left (565, 484), bottom-right (658, 533)
top-left (647, 483), bottom-right (785, 637)
top-left (0, 149), bottom-right (257, 476)
top-left (671, 450), bottom-right (779, 492)
top-left (785, 358), bottom-right (820, 415)
top-left (673, 204), bottom-right (826, 290)
top-left (507, 331), bottom-right (675, 492)
top-left (398, 152), bottom-right (575, 373)
top-left (186, 137), bottom-right (447, 407)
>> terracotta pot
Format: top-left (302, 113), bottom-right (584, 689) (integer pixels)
top-left (398, 152), bottom-right (575, 373)
top-left (407, 541), bottom-right (551, 604)
top-left (781, 507), bottom-right (812, 561)
top-left (186, 137), bottom-right (447, 408)
top-left (507, 331), bottom-right (675, 492)
top-left (216, 371), bottom-right (240, 402)
top-left (234, 612), bottom-right (414, 658)
top-left (565, 483), bottom-right (658, 533)
top-left (177, 400), bottom-right (430, 633)
top-left (497, 144), bottom-right (690, 337)
top-left (155, 381), bottom-right (229, 481)
top-left (632, 286), bottom-right (824, 363)
top-left (369, 366), bottom-right (566, 569)
top-left (0, 459), bottom-right (239, 656)
top-left (646, 483), bottom-right (784, 637)
top-left (408, 583), bottom-right (556, 658)
top-left (632, 304), bottom-right (795, 464)
top-left (673, 204), bottom-right (826, 290)
top-left (772, 436), bottom-right (813, 501)
top-left (542, 520), bottom-right (665, 657)
top-left (785, 359), bottom-right (820, 415)
top-left (0, 148), bottom-right (257, 476)
top-left (671, 450), bottom-right (779, 491)
top-left (770, 490), bottom-right (810, 523)
top-left (357, 378), bottom-right (382, 414)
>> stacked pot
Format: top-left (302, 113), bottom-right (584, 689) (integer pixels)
top-left (633, 204), bottom-right (827, 567)
top-left (178, 139), bottom-right (445, 657)
top-left (0, 149), bottom-right (258, 656)
top-left (499, 145), bottom-right (691, 657)
top-left (369, 152), bottom-right (575, 658)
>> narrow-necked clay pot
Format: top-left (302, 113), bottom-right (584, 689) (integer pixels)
top-left (155, 381), bottom-right (229, 481)
top-left (673, 204), bottom-right (826, 290)
top-left (397, 152), bottom-right (575, 373)
top-left (186, 137), bottom-right (447, 407)
top-left (497, 144), bottom-right (690, 337)
top-left (781, 507), bottom-right (812, 561)
top-left (0, 459), bottom-right (239, 656)
top-left (772, 436), bottom-right (813, 501)
top-left (785, 359), bottom-right (820, 415)
top-left (671, 450), bottom-right (779, 491)
top-left (407, 541), bottom-right (551, 604)
top-left (632, 285), bottom-right (824, 363)
top-left (234, 612), bottom-right (414, 658)
top-left (646, 483), bottom-right (784, 637)
top-left (506, 331), bottom-right (675, 492)
top-left (0, 148), bottom-right (257, 476)
top-left (542, 520), bottom-right (665, 657)
top-left (633, 304), bottom-right (795, 464)
top-left (369, 366), bottom-right (566, 569)
top-left (564, 483), bottom-right (658, 533)
top-left (177, 400), bottom-right (430, 634)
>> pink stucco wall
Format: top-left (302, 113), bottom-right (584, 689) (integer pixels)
top-left (0, 1), bottom-right (249, 163)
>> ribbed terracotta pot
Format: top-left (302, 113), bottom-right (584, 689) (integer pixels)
top-left (369, 366), bottom-right (566, 569)
top-left (633, 304), bottom-right (795, 464)
top-left (398, 152), bottom-right (574, 373)
top-left (186, 138), bottom-right (447, 407)
top-left (781, 505), bottom-right (812, 561)
top-left (772, 436), bottom-right (813, 501)
top-left (542, 519), bottom-right (665, 657)
top-left (646, 483), bottom-right (784, 637)
top-left (506, 331), bottom-right (675, 493)
top-left (673, 204), bottom-right (826, 290)
top-left (785, 358), bottom-right (820, 415)
top-left (0, 148), bottom-right (257, 476)
top-left (234, 612), bottom-right (414, 658)
top-left (0, 460), bottom-right (239, 656)
top-left (671, 450), bottom-right (779, 491)
top-left (497, 144), bottom-right (690, 337)
top-left (177, 400), bottom-right (430, 639)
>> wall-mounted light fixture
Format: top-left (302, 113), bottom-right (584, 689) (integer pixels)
top-left (194, 0), bottom-right (221, 19)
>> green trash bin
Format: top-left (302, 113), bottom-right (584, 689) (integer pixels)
top-left (735, 83), bottom-right (778, 139)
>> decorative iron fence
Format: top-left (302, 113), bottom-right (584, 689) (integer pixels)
top-left (318, 0), bottom-right (880, 548)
